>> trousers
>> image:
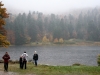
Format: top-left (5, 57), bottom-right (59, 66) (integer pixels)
top-left (34, 60), bottom-right (37, 66)
top-left (22, 61), bottom-right (27, 69)
top-left (4, 63), bottom-right (8, 71)
top-left (20, 62), bottom-right (23, 69)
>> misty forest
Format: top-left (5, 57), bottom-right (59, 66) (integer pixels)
top-left (3, 7), bottom-right (100, 45)
top-left (1, 2), bottom-right (100, 74)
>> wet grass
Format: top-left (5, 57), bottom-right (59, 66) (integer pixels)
top-left (0, 63), bottom-right (100, 75)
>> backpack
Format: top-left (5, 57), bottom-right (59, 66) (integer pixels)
top-left (23, 54), bottom-right (26, 61)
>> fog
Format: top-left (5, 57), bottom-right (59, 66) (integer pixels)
top-left (2, 0), bottom-right (100, 14)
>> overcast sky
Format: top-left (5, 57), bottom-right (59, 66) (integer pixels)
top-left (2, 0), bottom-right (100, 14)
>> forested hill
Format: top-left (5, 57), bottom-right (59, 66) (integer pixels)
top-left (5, 7), bottom-right (100, 45)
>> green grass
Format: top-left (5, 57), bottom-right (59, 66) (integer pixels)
top-left (0, 63), bottom-right (100, 75)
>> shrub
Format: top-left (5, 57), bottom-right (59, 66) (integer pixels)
top-left (42, 36), bottom-right (49, 42)
top-left (0, 60), bottom-right (3, 63)
top-left (72, 63), bottom-right (81, 66)
top-left (59, 38), bottom-right (64, 43)
top-left (97, 54), bottom-right (100, 66)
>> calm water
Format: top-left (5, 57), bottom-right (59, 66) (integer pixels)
top-left (0, 46), bottom-right (100, 66)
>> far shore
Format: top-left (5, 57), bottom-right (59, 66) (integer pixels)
top-left (23, 41), bottom-right (100, 46)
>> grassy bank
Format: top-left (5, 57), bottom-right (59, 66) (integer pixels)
top-left (0, 63), bottom-right (100, 75)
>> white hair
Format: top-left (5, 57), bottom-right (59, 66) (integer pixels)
top-left (35, 51), bottom-right (37, 53)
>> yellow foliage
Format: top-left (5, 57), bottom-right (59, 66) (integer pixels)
top-left (0, 34), bottom-right (10, 47)
top-left (98, 54), bottom-right (100, 57)
top-left (0, 2), bottom-right (10, 47)
top-left (59, 38), bottom-right (64, 43)
top-left (0, 19), bottom-right (5, 26)
top-left (42, 36), bottom-right (49, 42)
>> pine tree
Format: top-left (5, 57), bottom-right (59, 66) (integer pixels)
top-left (0, 2), bottom-right (10, 47)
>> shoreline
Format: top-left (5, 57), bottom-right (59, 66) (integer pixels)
top-left (9, 40), bottom-right (100, 46)
top-left (10, 43), bottom-right (100, 47)
top-left (0, 63), bottom-right (100, 75)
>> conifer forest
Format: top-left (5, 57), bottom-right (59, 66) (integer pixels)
top-left (5, 8), bottom-right (100, 45)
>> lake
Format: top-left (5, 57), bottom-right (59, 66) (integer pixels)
top-left (0, 46), bottom-right (100, 66)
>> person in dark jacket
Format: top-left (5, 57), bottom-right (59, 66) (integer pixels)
top-left (33, 51), bottom-right (38, 66)
top-left (19, 56), bottom-right (23, 69)
top-left (2, 52), bottom-right (10, 72)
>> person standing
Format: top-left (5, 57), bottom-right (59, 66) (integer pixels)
top-left (21, 51), bottom-right (28, 69)
top-left (33, 51), bottom-right (38, 66)
top-left (2, 52), bottom-right (10, 72)
top-left (19, 56), bottom-right (23, 69)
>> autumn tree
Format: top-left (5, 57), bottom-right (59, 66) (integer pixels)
top-left (42, 35), bottom-right (49, 42)
top-left (59, 38), bottom-right (64, 43)
top-left (0, 2), bottom-right (10, 47)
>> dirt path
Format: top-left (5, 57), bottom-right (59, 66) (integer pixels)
top-left (0, 71), bottom-right (37, 75)
top-left (0, 68), bottom-right (36, 75)
top-left (0, 71), bottom-right (18, 75)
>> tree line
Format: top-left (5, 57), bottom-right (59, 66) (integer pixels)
top-left (5, 7), bottom-right (100, 45)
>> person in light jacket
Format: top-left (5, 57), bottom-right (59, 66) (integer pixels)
top-left (33, 51), bottom-right (38, 66)
top-left (2, 52), bottom-right (10, 72)
top-left (21, 51), bottom-right (28, 69)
